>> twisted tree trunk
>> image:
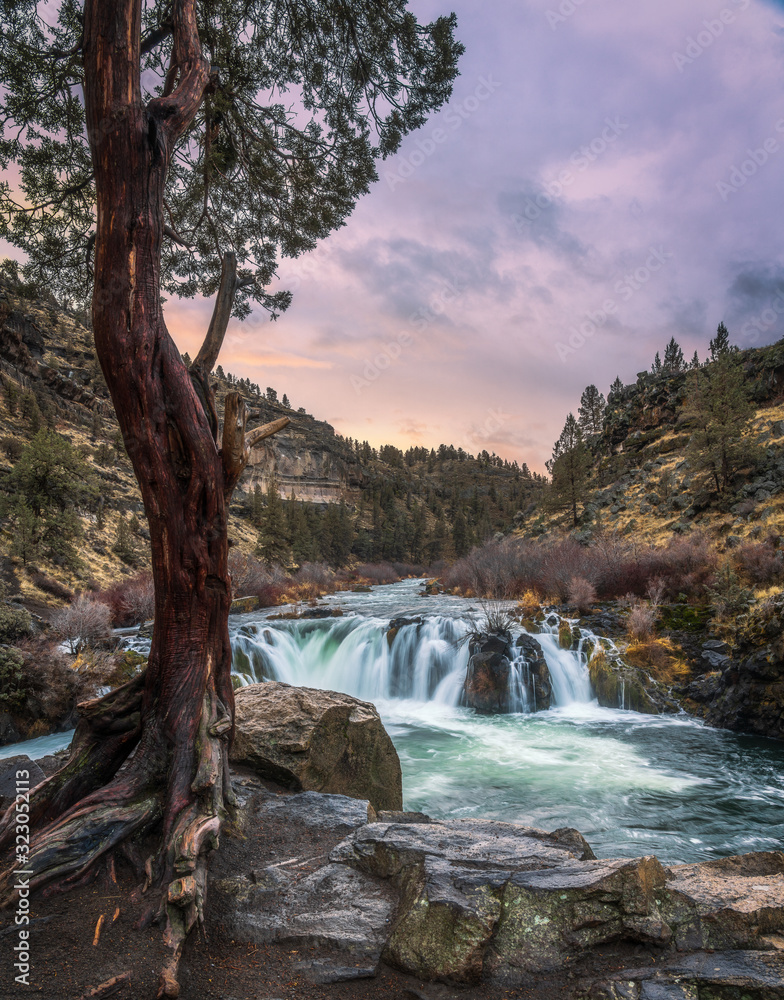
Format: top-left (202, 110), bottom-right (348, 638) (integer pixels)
top-left (0, 2), bottom-right (287, 995)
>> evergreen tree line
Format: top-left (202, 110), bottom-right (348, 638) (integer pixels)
top-left (546, 322), bottom-right (754, 525)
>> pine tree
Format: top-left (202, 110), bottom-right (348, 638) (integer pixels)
top-left (577, 385), bottom-right (606, 435)
top-left (112, 514), bottom-right (136, 565)
top-left (651, 352), bottom-right (662, 375)
top-left (251, 483), bottom-right (264, 528)
top-left (452, 507), bottom-right (469, 557)
top-left (709, 321), bottom-right (736, 361)
top-left (662, 337), bottom-right (685, 374)
top-left (546, 413), bottom-right (591, 527)
top-left (1, 428), bottom-right (98, 569)
top-left (609, 376), bottom-right (624, 398)
top-left (255, 480), bottom-right (290, 565)
top-left (690, 350), bottom-right (701, 369)
top-left (282, 394), bottom-right (290, 408)
top-left (266, 387), bottom-right (278, 403)
top-left (685, 353), bottom-right (754, 494)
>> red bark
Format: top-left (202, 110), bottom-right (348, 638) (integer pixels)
top-left (0, 3), bottom-right (242, 996)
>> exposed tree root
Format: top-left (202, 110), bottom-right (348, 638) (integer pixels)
top-left (0, 679), bottom-right (235, 999)
top-left (0, 672), bottom-right (145, 852)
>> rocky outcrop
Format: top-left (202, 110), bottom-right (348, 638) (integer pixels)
top-left (463, 632), bottom-right (552, 714)
top-left (515, 633), bottom-right (552, 709)
top-left (683, 598), bottom-right (784, 741)
top-left (213, 783), bottom-right (784, 990)
top-left (462, 633), bottom-right (514, 713)
top-left (230, 682), bottom-right (403, 811)
top-left (589, 649), bottom-right (680, 714)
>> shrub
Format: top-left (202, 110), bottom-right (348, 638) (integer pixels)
top-left (29, 571), bottom-right (75, 602)
top-left (97, 571), bottom-right (155, 626)
top-left (229, 550), bottom-right (273, 598)
top-left (626, 602), bottom-right (657, 641)
top-left (708, 562), bottom-right (753, 623)
top-left (0, 646), bottom-right (26, 710)
top-left (567, 576), bottom-right (597, 613)
top-left (294, 561), bottom-right (335, 589)
top-left (517, 589), bottom-right (542, 617)
top-left (51, 596), bottom-right (114, 653)
top-left (16, 637), bottom-right (95, 724)
top-left (732, 542), bottom-right (784, 587)
top-left (0, 436), bottom-right (24, 461)
top-left (0, 603), bottom-right (32, 643)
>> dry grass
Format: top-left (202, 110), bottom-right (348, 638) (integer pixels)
top-left (623, 637), bottom-right (691, 684)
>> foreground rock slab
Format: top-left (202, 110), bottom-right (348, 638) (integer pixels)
top-left (230, 681), bottom-right (403, 811)
top-left (210, 784), bottom-right (784, 991)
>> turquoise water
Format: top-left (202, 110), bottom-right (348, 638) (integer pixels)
top-left (229, 579), bottom-right (784, 864)
top-left (7, 580), bottom-right (783, 864)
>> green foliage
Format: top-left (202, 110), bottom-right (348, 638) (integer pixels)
top-left (0, 0), bottom-right (463, 314)
top-left (577, 384), bottom-right (606, 435)
top-left (1, 429), bottom-right (98, 569)
top-left (20, 389), bottom-right (43, 435)
top-left (546, 413), bottom-right (591, 527)
top-left (0, 645), bottom-right (26, 710)
top-left (0, 604), bottom-right (32, 644)
top-left (685, 353), bottom-right (754, 494)
top-left (709, 321), bottom-right (737, 362)
top-left (255, 480), bottom-right (291, 566)
top-left (662, 337), bottom-right (685, 374)
top-left (112, 515), bottom-right (136, 565)
top-left (2, 377), bottom-right (19, 415)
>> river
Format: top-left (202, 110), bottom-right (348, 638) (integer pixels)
top-left (6, 579), bottom-right (784, 864)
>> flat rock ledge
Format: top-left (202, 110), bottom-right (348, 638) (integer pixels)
top-left (210, 784), bottom-right (784, 994)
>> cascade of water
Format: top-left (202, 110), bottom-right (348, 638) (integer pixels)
top-left (229, 609), bottom-right (595, 713)
top-left (231, 615), bottom-right (471, 705)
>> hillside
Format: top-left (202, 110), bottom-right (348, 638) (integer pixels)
top-left (516, 342), bottom-right (784, 547)
top-left (0, 278), bottom-right (532, 607)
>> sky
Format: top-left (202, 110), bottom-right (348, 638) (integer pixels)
top-left (13, 0), bottom-right (784, 472)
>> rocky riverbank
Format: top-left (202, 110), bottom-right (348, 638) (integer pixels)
top-left (2, 683), bottom-right (783, 999)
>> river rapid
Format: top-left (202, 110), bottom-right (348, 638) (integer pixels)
top-left (228, 579), bottom-right (784, 864)
top-left (4, 579), bottom-right (782, 864)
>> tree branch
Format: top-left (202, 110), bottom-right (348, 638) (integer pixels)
top-left (141, 21), bottom-right (174, 56)
top-left (245, 417), bottom-right (290, 450)
top-left (220, 394), bottom-right (289, 498)
top-left (148, 0), bottom-right (210, 143)
top-left (192, 251), bottom-right (237, 375)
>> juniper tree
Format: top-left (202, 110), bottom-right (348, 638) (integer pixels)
top-left (0, 1), bottom-right (462, 991)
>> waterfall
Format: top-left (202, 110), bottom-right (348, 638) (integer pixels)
top-left (229, 611), bottom-right (594, 713)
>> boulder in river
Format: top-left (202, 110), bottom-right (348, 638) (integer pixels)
top-left (462, 633), bottom-right (514, 713)
top-left (230, 681), bottom-right (403, 812)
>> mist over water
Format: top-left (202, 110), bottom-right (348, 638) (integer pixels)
top-left (230, 579), bottom-right (784, 864)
